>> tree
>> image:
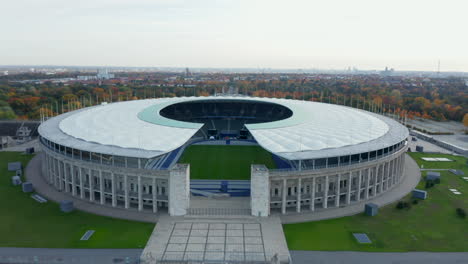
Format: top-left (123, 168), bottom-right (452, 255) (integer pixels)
top-left (463, 113), bottom-right (468, 133)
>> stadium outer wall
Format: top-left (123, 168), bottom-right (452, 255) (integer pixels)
top-left (252, 144), bottom-right (408, 216)
top-left (39, 136), bottom-right (408, 218)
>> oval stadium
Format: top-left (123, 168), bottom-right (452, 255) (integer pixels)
top-left (38, 96), bottom-right (409, 217)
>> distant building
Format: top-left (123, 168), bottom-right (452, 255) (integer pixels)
top-left (96, 69), bottom-right (115, 80)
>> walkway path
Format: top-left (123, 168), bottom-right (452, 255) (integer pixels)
top-left (290, 250), bottom-right (468, 264)
top-left (0, 248), bottom-right (142, 264)
top-left (279, 154), bottom-right (421, 223)
top-left (26, 153), bottom-right (159, 223)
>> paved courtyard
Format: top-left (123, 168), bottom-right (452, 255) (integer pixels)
top-left (162, 222), bottom-right (265, 262)
top-left (141, 216), bottom-right (290, 263)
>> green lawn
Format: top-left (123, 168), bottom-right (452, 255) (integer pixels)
top-left (284, 153), bottom-right (468, 252)
top-left (178, 145), bottom-right (276, 180)
top-left (0, 152), bottom-right (154, 248)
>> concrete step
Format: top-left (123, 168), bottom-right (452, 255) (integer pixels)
top-left (187, 207), bottom-right (251, 217)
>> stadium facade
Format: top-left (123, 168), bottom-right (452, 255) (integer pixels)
top-left (38, 96), bottom-right (409, 216)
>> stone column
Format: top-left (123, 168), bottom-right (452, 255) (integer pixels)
top-left (152, 177), bottom-right (158, 213)
top-left (251, 164), bottom-right (270, 217)
top-left (357, 170), bottom-right (362, 201)
top-left (54, 158), bottom-right (59, 189)
top-left (64, 163), bottom-right (70, 193)
top-left (372, 167), bottom-right (378, 197)
top-left (111, 173), bottom-right (117, 207)
top-left (71, 164), bottom-right (76, 196)
top-left (323, 175), bottom-right (329, 209)
top-left (396, 155), bottom-right (401, 183)
top-left (58, 161), bottom-right (64, 191)
top-left (378, 164), bottom-right (383, 194)
top-left (45, 155), bottom-right (50, 184)
top-left (100, 170), bottom-right (105, 205)
top-left (89, 168), bottom-right (94, 202)
top-left (138, 176), bottom-right (143, 211)
top-left (79, 167), bottom-right (85, 199)
top-left (365, 169), bottom-right (370, 199)
top-left (335, 174), bottom-right (341, 207)
top-left (400, 154), bottom-right (406, 180)
top-left (281, 179), bottom-right (287, 214)
top-left (385, 161), bottom-right (390, 190)
top-left (392, 158), bottom-right (397, 185)
top-left (124, 175), bottom-right (129, 209)
top-left (346, 173), bottom-right (352, 204)
top-left (296, 178), bottom-right (302, 213)
top-left (168, 164), bottom-right (190, 216)
top-left (310, 177), bottom-right (315, 211)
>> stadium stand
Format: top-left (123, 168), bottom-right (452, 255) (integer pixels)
top-left (159, 100), bottom-right (292, 140)
top-left (272, 154), bottom-right (293, 169)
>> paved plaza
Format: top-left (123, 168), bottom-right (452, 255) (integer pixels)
top-left (140, 215), bottom-right (290, 263)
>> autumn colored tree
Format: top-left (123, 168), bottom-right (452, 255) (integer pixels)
top-left (463, 113), bottom-right (468, 133)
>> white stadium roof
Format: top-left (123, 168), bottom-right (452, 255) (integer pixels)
top-left (39, 96), bottom-right (408, 160)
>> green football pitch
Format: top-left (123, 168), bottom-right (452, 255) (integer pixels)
top-left (178, 145), bottom-right (277, 180)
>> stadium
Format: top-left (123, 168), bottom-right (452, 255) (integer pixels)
top-left (38, 96), bottom-right (409, 216)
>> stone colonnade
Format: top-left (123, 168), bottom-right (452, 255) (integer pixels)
top-left (264, 146), bottom-right (407, 214)
top-left (41, 147), bottom-right (190, 216)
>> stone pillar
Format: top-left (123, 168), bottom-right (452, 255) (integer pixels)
top-left (58, 161), bottom-right (64, 191)
top-left (54, 158), bottom-right (59, 189)
top-left (385, 162), bottom-right (390, 190)
top-left (396, 156), bottom-right (401, 183)
top-left (323, 176), bottom-right (329, 209)
top-left (111, 173), bottom-right (117, 207)
top-left (152, 177), bottom-right (158, 213)
top-left (79, 167), bottom-right (85, 199)
top-left (372, 167), bottom-right (378, 197)
top-left (45, 155), bottom-right (50, 184)
top-left (64, 163), bottom-right (70, 193)
top-left (365, 169), bottom-right (370, 199)
top-left (378, 164), bottom-right (383, 194)
top-left (138, 176), bottom-right (143, 211)
top-left (251, 164), bottom-right (270, 217)
top-left (100, 170), bottom-right (105, 205)
top-left (281, 179), bottom-right (287, 214)
top-left (310, 177), bottom-right (315, 211)
top-left (357, 170), bottom-right (362, 201)
top-left (71, 164), bottom-right (76, 196)
top-left (124, 175), bottom-right (129, 209)
top-left (89, 169), bottom-right (94, 202)
top-left (346, 173), bottom-right (352, 204)
top-left (296, 178), bottom-right (301, 213)
top-left (400, 154), bottom-right (406, 180)
top-left (168, 164), bottom-right (190, 216)
top-left (335, 174), bottom-right (341, 207)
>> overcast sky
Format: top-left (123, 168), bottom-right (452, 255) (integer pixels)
top-left (1, 0), bottom-right (467, 71)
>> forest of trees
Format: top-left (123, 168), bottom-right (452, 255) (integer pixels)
top-left (0, 73), bottom-right (466, 124)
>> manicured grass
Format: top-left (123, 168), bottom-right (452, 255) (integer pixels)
top-left (284, 153), bottom-right (468, 252)
top-left (178, 145), bottom-right (276, 180)
top-left (0, 152), bottom-right (154, 248)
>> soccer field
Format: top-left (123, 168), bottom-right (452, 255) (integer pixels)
top-left (178, 145), bottom-right (276, 180)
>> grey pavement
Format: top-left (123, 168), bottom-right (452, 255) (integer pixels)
top-left (291, 250), bottom-right (468, 264)
top-left (0, 139), bottom-right (41, 152)
top-left (279, 154), bottom-right (421, 223)
top-left (140, 215), bottom-right (290, 263)
top-left (408, 137), bottom-right (454, 154)
top-left (0, 248), bottom-right (142, 264)
top-left (26, 153), bottom-right (159, 223)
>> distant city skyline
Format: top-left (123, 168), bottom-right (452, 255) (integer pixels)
top-left (1, 0), bottom-right (468, 72)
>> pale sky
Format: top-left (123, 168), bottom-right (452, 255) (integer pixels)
top-left (1, 0), bottom-right (468, 71)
